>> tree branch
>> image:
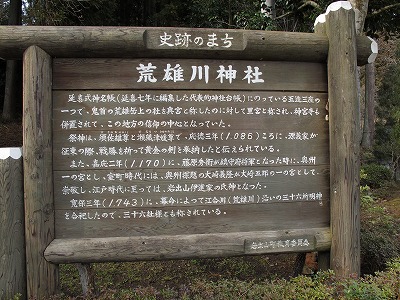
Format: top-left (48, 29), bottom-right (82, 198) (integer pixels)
top-left (368, 3), bottom-right (400, 18)
top-left (274, 0), bottom-right (320, 20)
top-left (299, 1), bottom-right (320, 10)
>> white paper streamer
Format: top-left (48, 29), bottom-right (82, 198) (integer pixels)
top-left (0, 147), bottom-right (22, 159)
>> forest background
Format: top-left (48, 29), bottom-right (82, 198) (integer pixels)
top-left (1, 1), bottom-right (400, 299)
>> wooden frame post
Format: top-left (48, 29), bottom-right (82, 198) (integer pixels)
top-left (317, 1), bottom-right (361, 276)
top-left (0, 148), bottom-right (26, 299)
top-left (23, 45), bottom-right (58, 298)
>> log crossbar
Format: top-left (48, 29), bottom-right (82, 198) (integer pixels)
top-left (0, 26), bottom-right (376, 65)
top-left (44, 228), bottom-right (331, 264)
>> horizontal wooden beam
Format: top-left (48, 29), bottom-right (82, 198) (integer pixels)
top-left (0, 26), bottom-right (374, 65)
top-left (44, 227), bottom-right (331, 264)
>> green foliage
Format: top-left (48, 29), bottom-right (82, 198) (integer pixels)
top-left (361, 163), bottom-right (393, 188)
top-left (360, 183), bottom-right (374, 206)
top-left (373, 258), bottom-right (400, 297)
top-left (18, 0), bottom-right (325, 31)
top-left (375, 40), bottom-right (400, 179)
top-left (179, 262), bottom-right (400, 300)
top-left (5, 0), bottom-right (400, 34)
top-left (360, 193), bottom-right (400, 274)
top-left (284, 274), bottom-right (334, 299)
top-left (0, 0), bottom-right (9, 25)
top-left (181, 0), bottom-right (263, 29)
top-left (365, 0), bottom-right (400, 38)
top-left (58, 264), bottom-right (82, 297)
top-left (341, 280), bottom-right (392, 300)
top-left (24, 0), bottom-right (118, 25)
top-left (340, 259), bottom-right (400, 300)
top-left (8, 293), bottom-right (22, 300)
top-left (50, 257), bottom-right (400, 299)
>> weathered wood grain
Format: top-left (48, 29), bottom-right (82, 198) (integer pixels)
top-left (23, 46), bottom-right (58, 298)
top-left (326, 5), bottom-right (361, 276)
top-left (44, 227), bottom-right (331, 263)
top-left (0, 148), bottom-right (26, 300)
top-left (0, 26), bottom-right (375, 65)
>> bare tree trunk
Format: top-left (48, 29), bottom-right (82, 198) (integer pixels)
top-left (348, 0), bottom-right (369, 34)
top-left (228, 0), bottom-right (232, 27)
top-left (361, 62), bottom-right (376, 149)
top-left (2, 0), bottom-right (22, 121)
top-left (143, 0), bottom-right (156, 26)
top-left (75, 263), bottom-right (97, 297)
top-left (348, 0), bottom-right (376, 148)
top-left (2, 61), bottom-right (18, 120)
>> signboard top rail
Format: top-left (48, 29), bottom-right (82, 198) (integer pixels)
top-left (0, 26), bottom-right (375, 65)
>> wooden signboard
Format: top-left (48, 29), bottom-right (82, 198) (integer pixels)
top-left (0, 1), bottom-right (378, 298)
top-left (50, 58), bottom-right (330, 247)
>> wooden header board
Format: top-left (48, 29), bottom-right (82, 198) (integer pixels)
top-left (51, 57), bottom-right (330, 249)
